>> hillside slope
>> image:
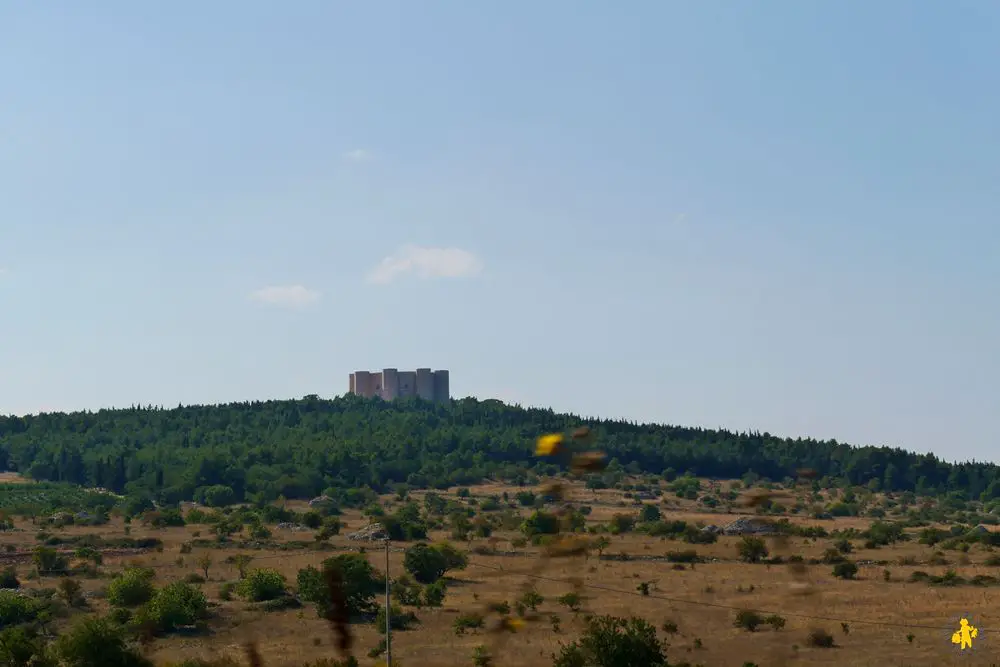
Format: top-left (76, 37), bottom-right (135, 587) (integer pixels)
top-left (0, 394), bottom-right (995, 502)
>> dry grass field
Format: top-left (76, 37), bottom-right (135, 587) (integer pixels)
top-left (4, 480), bottom-right (1000, 667)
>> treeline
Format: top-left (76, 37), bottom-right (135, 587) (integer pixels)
top-left (0, 394), bottom-right (997, 504)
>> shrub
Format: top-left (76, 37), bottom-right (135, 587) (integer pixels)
top-left (108, 607), bottom-right (132, 625)
top-left (640, 505), bottom-right (661, 522)
top-left (734, 609), bottom-right (763, 631)
top-left (832, 561), bottom-right (859, 579)
top-left (236, 569), bottom-right (287, 602)
top-left (107, 568), bottom-right (156, 607)
top-left (553, 615), bottom-right (665, 667)
top-left (666, 550), bottom-right (700, 563)
top-left (423, 580), bottom-right (447, 607)
top-left (807, 628), bottom-right (835, 647)
top-left (764, 614), bottom-right (786, 630)
top-left (52, 617), bottom-right (152, 667)
top-left (375, 604), bottom-right (418, 633)
top-left (518, 588), bottom-right (544, 612)
top-left (520, 510), bottom-right (560, 537)
top-left (0, 590), bottom-right (43, 627)
top-left (821, 548), bottom-right (846, 564)
top-left (472, 645), bottom-right (491, 667)
top-left (558, 592), bottom-right (582, 612)
top-left (218, 582), bottom-right (236, 601)
top-left (136, 581), bottom-right (208, 634)
top-left (391, 575), bottom-right (423, 607)
top-left (57, 578), bottom-right (85, 607)
top-left (0, 566), bottom-right (20, 589)
top-left (453, 612), bottom-right (485, 635)
top-left (256, 596), bottom-right (302, 612)
top-left (609, 514), bottom-right (636, 534)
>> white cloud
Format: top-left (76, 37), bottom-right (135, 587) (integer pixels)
top-left (343, 148), bottom-right (373, 162)
top-left (366, 245), bottom-right (483, 285)
top-left (249, 285), bottom-right (322, 308)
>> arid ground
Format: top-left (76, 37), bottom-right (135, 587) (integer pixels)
top-left (4, 479), bottom-right (1000, 667)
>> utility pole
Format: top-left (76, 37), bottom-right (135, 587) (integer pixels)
top-left (384, 536), bottom-right (392, 667)
top-left (363, 522), bottom-right (391, 667)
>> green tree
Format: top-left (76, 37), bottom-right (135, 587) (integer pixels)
top-left (434, 542), bottom-right (468, 573)
top-left (233, 554), bottom-right (254, 579)
top-left (737, 537), bottom-right (769, 564)
top-left (196, 484), bottom-right (236, 507)
top-left (297, 553), bottom-right (382, 618)
top-left (197, 553), bottom-right (213, 580)
top-left (404, 543), bottom-right (448, 584)
top-left (32, 547), bottom-right (68, 576)
top-left (639, 504), bottom-right (661, 522)
top-left (122, 496), bottom-right (155, 519)
top-left (315, 516), bottom-right (341, 542)
top-left (832, 561), bottom-right (859, 580)
top-left (593, 536), bottom-right (611, 558)
top-left (609, 514), bottom-right (636, 534)
top-left (521, 511), bottom-right (560, 537)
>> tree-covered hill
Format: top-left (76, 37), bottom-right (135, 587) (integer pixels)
top-left (0, 394), bottom-right (997, 503)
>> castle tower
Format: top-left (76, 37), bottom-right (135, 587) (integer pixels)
top-left (415, 368), bottom-right (435, 401)
top-left (381, 368), bottom-right (399, 400)
top-left (397, 371), bottom-right (417, 398)
top-left (433, 370), bottom-right (450, 402)
top-left (350, 371), bottom-right (374, 398)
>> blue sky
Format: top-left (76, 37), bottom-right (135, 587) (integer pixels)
top-left (2, 2), bottom-right (997, 461)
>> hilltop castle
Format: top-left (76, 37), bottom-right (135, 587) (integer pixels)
top-left (348, 368), bottom-right (450, 402)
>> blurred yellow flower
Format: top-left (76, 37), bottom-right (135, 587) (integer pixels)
top-left (535, 433), bottom-right (564, 456)
top-left (505, 617), bottom-right (526, 631)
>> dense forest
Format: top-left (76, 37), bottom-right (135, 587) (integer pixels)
top-left (0, 394), bottom-right (997, 504)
